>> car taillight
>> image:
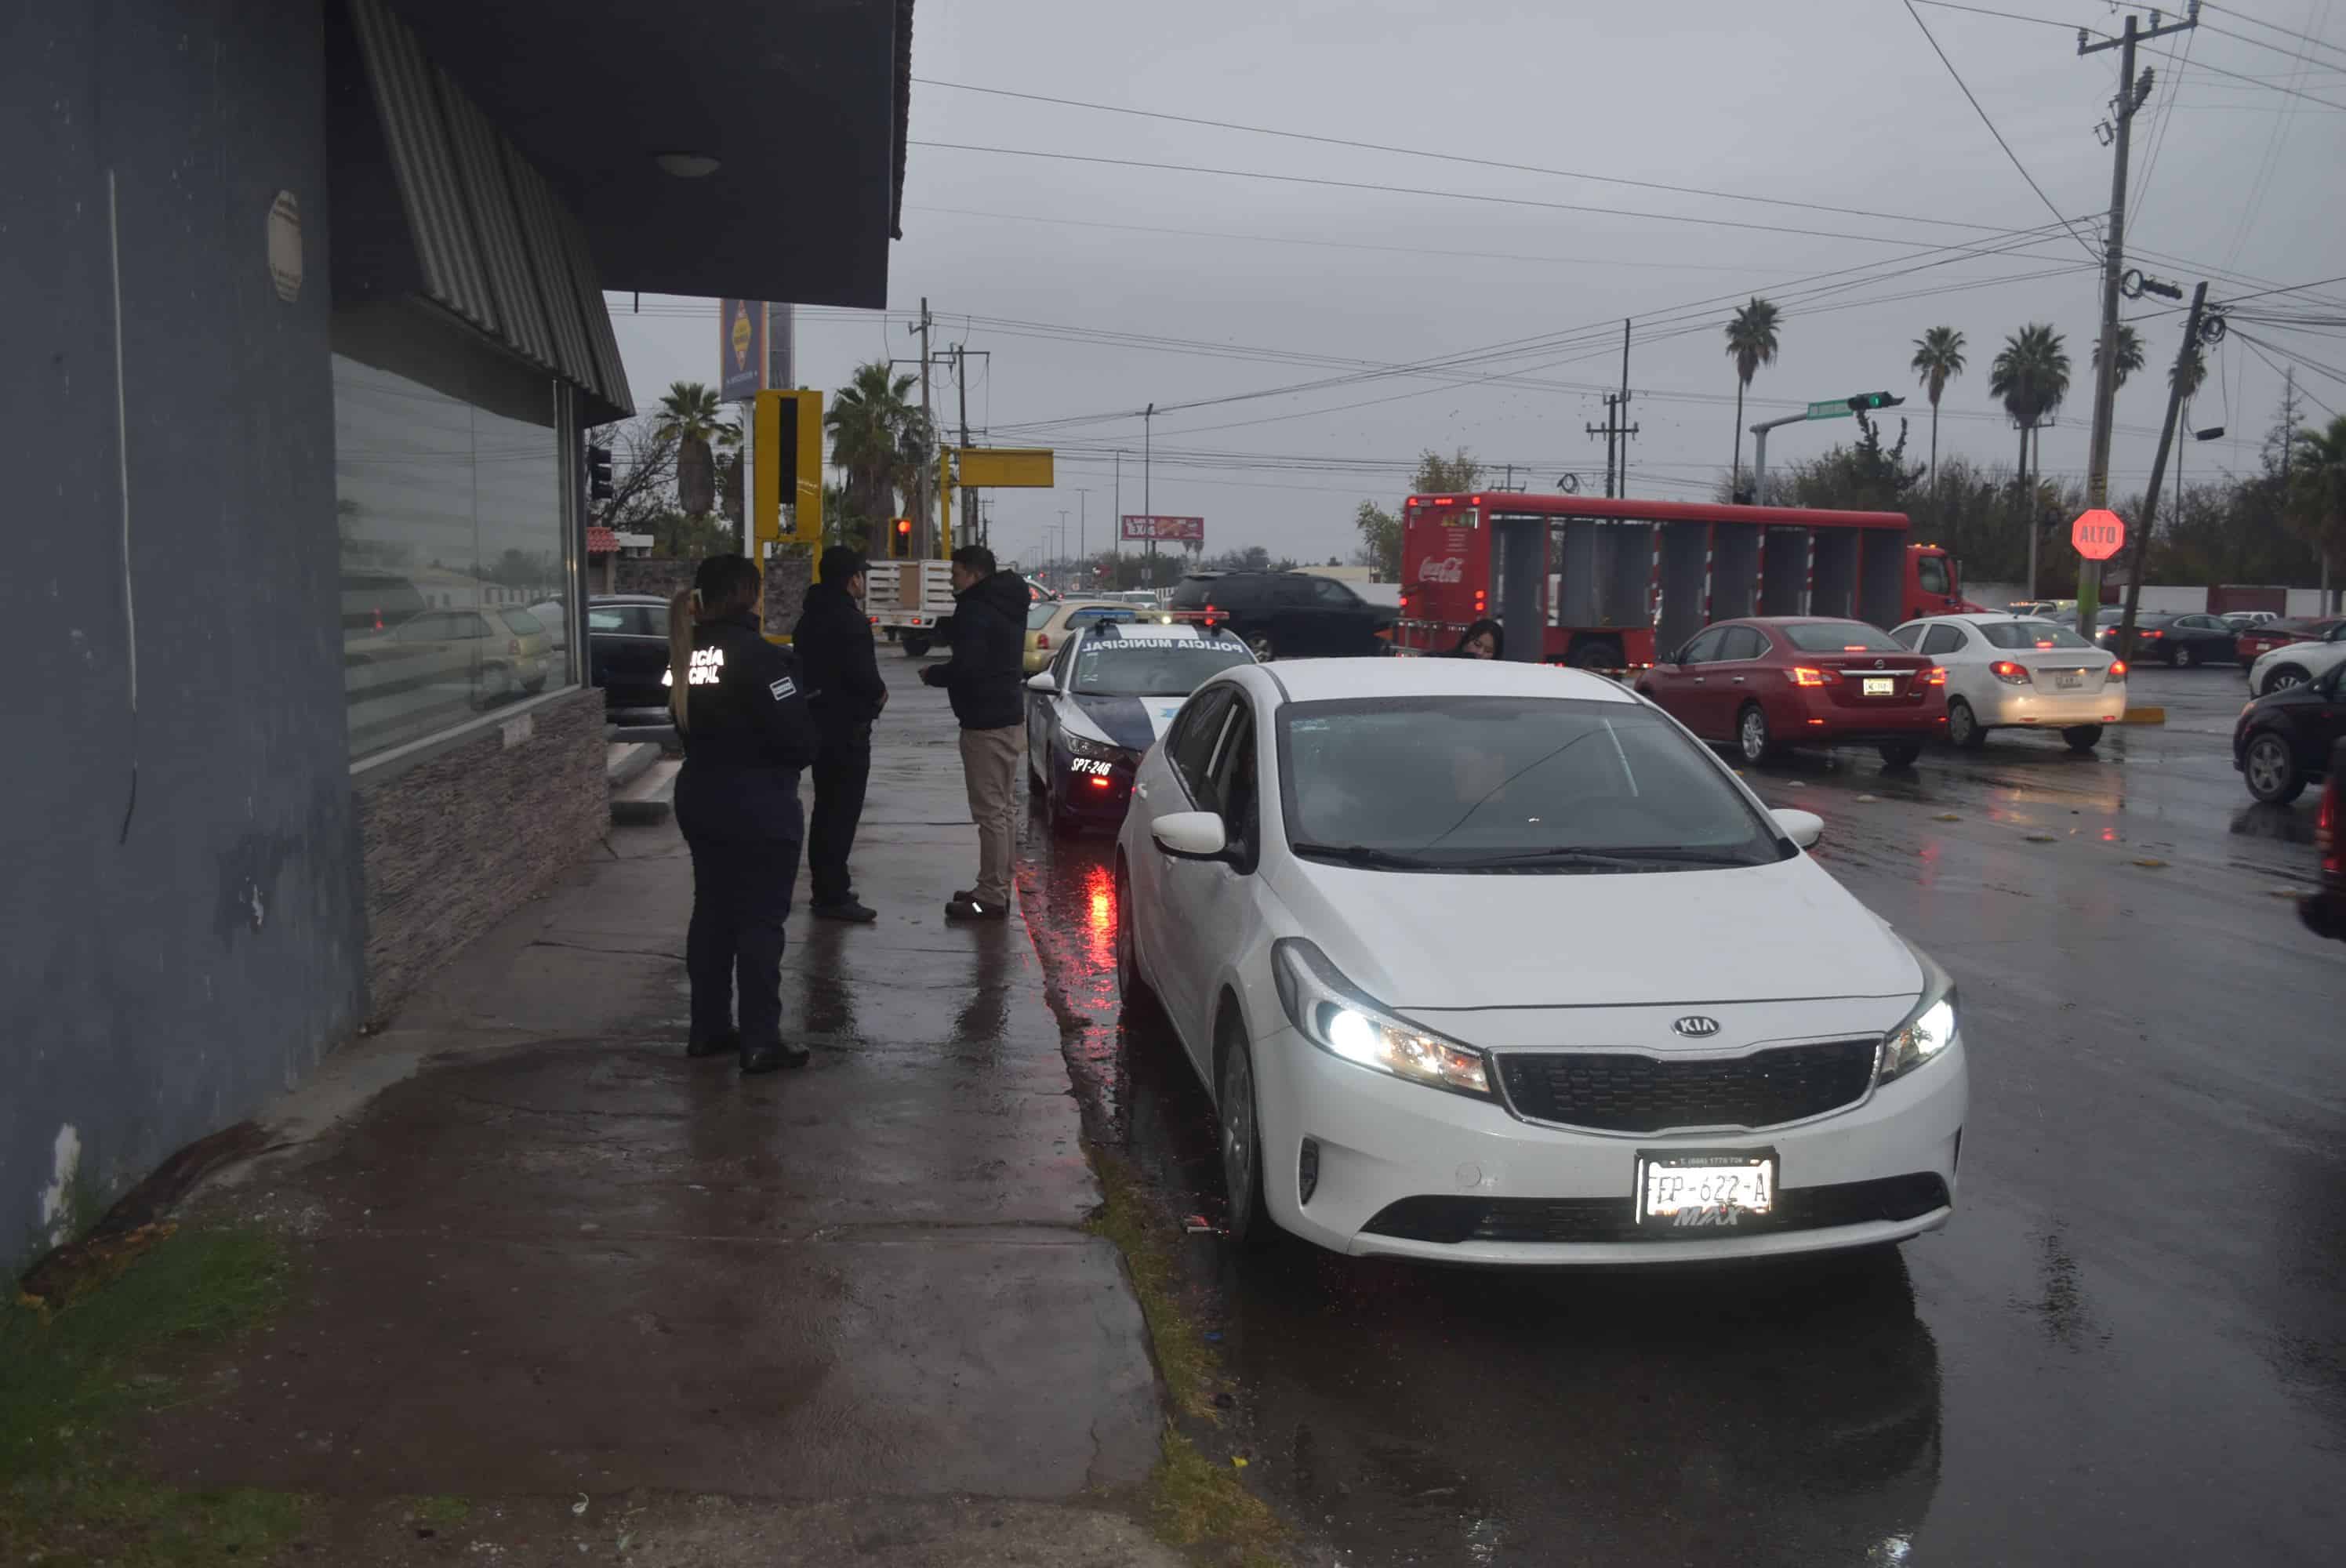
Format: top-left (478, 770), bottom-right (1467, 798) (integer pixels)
top-left (1927, 665), bottom-right (1948, 686)
top-left (2141, 629), bottom-right (2163, 639)
top-left (2110, 660), bottom-right (2127, 678)
top-left (1787, 666), bottom-right (1838, 687)
top-left (507, 638), bottom-right (522, 657)
top-left (1037, 633), bottom-right (1050, 650)
top-left (1990, 660), bottom-right (2030, 685)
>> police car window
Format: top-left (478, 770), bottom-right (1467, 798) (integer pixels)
top-left (1168, 688), bottom-right (1235, 803)
top-left (1070, 635), bottom-right (1252, 697)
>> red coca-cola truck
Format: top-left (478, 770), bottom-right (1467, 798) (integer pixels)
top-left (1393, 492), bottom-right (1973, 667)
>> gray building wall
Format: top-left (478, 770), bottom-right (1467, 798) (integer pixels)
top-left (3, 2), bottom-right (368, 1266)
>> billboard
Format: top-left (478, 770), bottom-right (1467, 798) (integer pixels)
top-left (1120, 514), bottom-right (1205, 543)
top-left (720, 298), bottom-right (766, 402)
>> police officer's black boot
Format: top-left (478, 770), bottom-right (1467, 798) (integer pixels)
top-left (739, 1036), bottom-right (812, 1075)
top-left (685, 1029), bottom-right (740, 1059)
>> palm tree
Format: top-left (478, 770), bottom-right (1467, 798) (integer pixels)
top-left (1724, 298), bottom-right (1782, 493)
top-left (2170, 339), bottom-right (2210, 514)
top-left (2287, 415), bottom-right (2346, 600)
top-left (1910, 326), bottom-right (1967, 493)
top-left (655, 381), bottom-right (730, 519)
top-left (2092, 323), bottom-right (2145, 390)
top-left (826, 361), bottom-right (924, 533)
top-left (1989, 325), bottom-right (2072, 594)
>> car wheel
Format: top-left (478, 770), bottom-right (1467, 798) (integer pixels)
top-left (2242, 733), bottom-right (2305, 804)
top-left (1216, 1011), bottom-right (1278, 1250)
top-left (902, 633), bottom-right (932, 658)
top-left (2176, 642), bottom-right (2200, 670)
top-left (1736, 702), bottom-right (1776, 764)
top-left (1113, 859), bottom-right (1157, 1014)
top-left (1878, 741), bottom-right (1923, 769)
top-left (1946, 697), bottom-right (1987, 750)
top-left (2063, 724), bottom-right (2104, 752)
top-left (2266, 664), bottom-right (2310, 695)
top-left (1245, 631), bottom-right (1277, 662)
top-left (1571, 639), bottom-right (1624, 671)
top-left (2163, 642), bottom-right (2181, 667)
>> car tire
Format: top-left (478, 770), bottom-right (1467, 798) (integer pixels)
top-left (2176, 642), bottom-right (2200, 670)
top-left (1946, 697), bottom-right (1987, 750)
top-left (1878, 741), bottom-right (1923, 769)
top-left (2242, 733), bottom-right (2305, 804)
top-left (2063, 724), bottom-right (2104, 752)
top-left (1113, 859), bottom-right (1158, 1015)
top-left (1216, 1011), bottom-right (1278, 1250)
top-left (1571, 639), bottom-right (1624, 671)
top-left (902, 633), bottom-right (932, 658)
top-left (2163, 642), bottom-right (2181, 667)
top-left (2266, 664), bottom-right (2311, 695)
top-left (1736, 702), bottom-right (1777, 764)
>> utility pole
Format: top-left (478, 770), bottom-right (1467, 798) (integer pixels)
top-left (1143, 404), bottom-right (1156, 587)
top-left (953, 343), bottom-right (973, 557)
top-left (1073, 488), bottom-right (1092, 583)
top-left (1585, 394), bottom-right (1640, 499)
top-left (1113, 452), bottom-right (1123, 583)
top-left (2075, 3), bottom-right (2196, 638)
top-left (916, 299), bottom-right (935, 556)
top-left (1618, 318), bottom-right (1632, 498)
top-left (2118, 281), bottom-right (2210, 659)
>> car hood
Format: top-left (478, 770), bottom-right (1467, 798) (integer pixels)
top-left (1269, 851), bottom-right (1922, 1011)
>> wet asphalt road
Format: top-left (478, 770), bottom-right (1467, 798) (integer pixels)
top-left (988, 656), bottom-right (2346, 1567)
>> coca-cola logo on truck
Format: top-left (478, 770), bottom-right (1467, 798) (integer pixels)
top-left (1417, 556), bottom-right (1466, 584)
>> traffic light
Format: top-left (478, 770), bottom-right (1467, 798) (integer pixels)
top-left (586, 444), bottom-right (612, 502)
top-left (752, 390), bottom-right (824, 546)
top-left (1847, 392), bottom-right (1905, 412)
top-left (892, 518), bottom-right (913, 558)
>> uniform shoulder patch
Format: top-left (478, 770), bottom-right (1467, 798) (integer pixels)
top-left (769, 675), bottom-right (797, 700)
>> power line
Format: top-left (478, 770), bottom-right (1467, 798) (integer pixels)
top-left (1901, 0), bottom-right (2106, 262)
top-left (910, 77), bottom-right (2023, 237)
top-left (2199, 1), bottom-right (2346, 64)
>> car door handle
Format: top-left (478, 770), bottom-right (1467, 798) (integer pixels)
top-left (1731, 676), bottom-right (1747, 684)
top-left (1690, 676), bottom-right (1706, 684)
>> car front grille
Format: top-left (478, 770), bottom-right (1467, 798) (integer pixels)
top-left (1362, 1174), bottom-right (1952, 1246)
top-left (1496, 1038), bottom-right (1879, 1134)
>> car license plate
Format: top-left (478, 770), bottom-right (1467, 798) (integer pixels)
top-left (1636, 1150), bottom-right (1776, 1230)
top-left (2055, 672), bottom-right (2082, 690)
top-left (1861, 677), bottom-right (1895, 696)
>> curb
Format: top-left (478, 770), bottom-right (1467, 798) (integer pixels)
top-left (2122, 706), bottom-right (2166, 724)
top-left (606, 741), bottom-right (663, 792)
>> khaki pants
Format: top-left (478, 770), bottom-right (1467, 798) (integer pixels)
top-left (958, 724), bottom-right (1023, 907)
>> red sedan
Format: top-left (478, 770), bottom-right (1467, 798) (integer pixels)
top-left (2236, 616), bottom-right (2346, 666)
top-left (1636, 616), bottom-right (1947, 768)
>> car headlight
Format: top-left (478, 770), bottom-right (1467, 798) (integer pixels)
top-left (1271, 938), bottom-right (1491, 1098)
top-left (1879, 941), bottom-right (1959, 1085)
top-left (1066, 733), bottom-right (1132, 764)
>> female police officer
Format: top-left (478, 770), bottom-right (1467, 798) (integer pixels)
top-left (666, 554), bottom-right (820, 1073)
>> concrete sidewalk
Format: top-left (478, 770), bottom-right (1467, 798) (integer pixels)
top-left (147, 665), bottom-right (1175, 1564)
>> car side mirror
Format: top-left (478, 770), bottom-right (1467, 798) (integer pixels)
top-left (1026, 672), bottom-right (1058, 693)
top-left (1770, 808), bottom-right (1825, 848)
top-left (1150, 810), bottom-right (1230, 862)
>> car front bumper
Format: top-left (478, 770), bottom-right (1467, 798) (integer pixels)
top-left (1970, 684), bottom-right (2124, 728)
top-left (1251, 1021), bottom-right (1966, 1265)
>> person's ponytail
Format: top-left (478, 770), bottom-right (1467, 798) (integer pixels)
top-left (667, 584), bottom-right (699, 731)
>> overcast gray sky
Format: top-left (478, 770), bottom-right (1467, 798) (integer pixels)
top-left (609, 0), bottom-right (2346, 570)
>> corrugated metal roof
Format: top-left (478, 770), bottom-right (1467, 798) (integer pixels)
top-left (502, 146), bottom-right (598, 394)
top-left (554, 203), bottom-right (634, 419)
top-left (348, 0), bottom-right (498, 337)
top-left (437, 71), bottom-right (557, 373)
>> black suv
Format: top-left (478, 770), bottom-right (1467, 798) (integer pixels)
top-left (1165, 572), bottom-right (1393, 660)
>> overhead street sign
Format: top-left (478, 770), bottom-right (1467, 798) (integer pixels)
top-left (2071, 508), bottom-right (2126, 561)
top-left (1805, 400), bottom-right (1857, 420)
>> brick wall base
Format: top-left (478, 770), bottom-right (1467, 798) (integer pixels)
top-left (354, 688), bottom-right (605, 1021)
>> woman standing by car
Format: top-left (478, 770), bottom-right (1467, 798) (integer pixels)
top-left (666, 555), bottom-right (821, 1073)
top-left (1440, 619), bottom-right (1505, 659)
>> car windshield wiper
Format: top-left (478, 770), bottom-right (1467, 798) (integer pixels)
top-left (1443, 844), bottom-right (1759, 869)
top-left (1290, 841), bottom-right (1433, 869)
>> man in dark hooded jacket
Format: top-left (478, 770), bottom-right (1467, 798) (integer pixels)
top-left (793, 546), bottom-right (888, 921)
top-left (919, 544), bottom-right (1030, 920)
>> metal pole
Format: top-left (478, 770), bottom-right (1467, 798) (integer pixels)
top-left (1074, 488), bottom-right (1091, 583)
top-left (1752, 426), bottom-right (1768, 507)
top-left (1618, 318), bottom-right (1632, 499)
top-left (917, 299), bottom-right (934, 557)
top-left (2118, 282), bottom-right (2208, 661)
top-left (1144, 404), bottom-right (1155, 587)
top-left (1113, 451), bottom-right (1123, 584)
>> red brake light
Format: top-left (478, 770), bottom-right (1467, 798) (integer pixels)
top-left (1037, 633), bottom-right (1050, 650)
top-left (1089, 775), bottom-right (1113, 789)
top-left (2110, 659), bottom-right (2128, 677)
top-left (1788, 666), bottom-right (1835, 687)
top-left (2142, 629), bottom-right (2163, 639)
top-left (1928, 665), bottom-right (1948, 686)
top-left (1990, 660), bottom-right (2028, 685)
top-left (1842, 644), bottom-right (1869, 652)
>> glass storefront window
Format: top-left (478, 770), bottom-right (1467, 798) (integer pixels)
top-left (334, 303), bottom-right (571, 760)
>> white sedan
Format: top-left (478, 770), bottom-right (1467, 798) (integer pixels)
top-left (1890, 612), bottom-right (2126, 750)
top-left (1113, 659), bottom-right (1967, 1265)
top-left (2247, 630), bottom-right (2346, 696)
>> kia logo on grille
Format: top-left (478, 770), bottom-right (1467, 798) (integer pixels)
top-left (1672, 1015), bottom-right (1722, 1038)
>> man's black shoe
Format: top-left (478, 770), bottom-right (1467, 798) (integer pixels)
top-left (943, 895), bottom-right (1010, 921)
top-left (685, 1029), bottom-right (740, 1059)
top-left (740, 1039), bottom-right (812, 1074)
top-left (811, 899), bottom-right (878, 924)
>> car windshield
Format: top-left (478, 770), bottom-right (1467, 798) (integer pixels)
top-left (504, 609), bottom-right (545, 636)
top-left (1981, 619), bottom-right (2090, 649)
top-left (1070, 636), bottom-right (1251, 696)
top-left (1027, 604), bottom-right (1058, 630)
top-left (1276, 696), bottom-right (1786, 872)
top-left (1782, 621), bottom-right (1903, 653)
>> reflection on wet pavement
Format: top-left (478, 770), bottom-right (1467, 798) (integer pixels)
top-left (1011, 663), bottom-right (2346, 1565)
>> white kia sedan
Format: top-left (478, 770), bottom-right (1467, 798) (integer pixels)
top-left (1113, 659), bottom-right (1967, 1265)
top-left (1889, 612), bottom-right (2126, 750)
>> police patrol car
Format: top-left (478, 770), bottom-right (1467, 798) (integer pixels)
top-left (1023, 619), bottom-right (1255, 833)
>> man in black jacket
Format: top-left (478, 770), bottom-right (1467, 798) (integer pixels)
top-left (920, 544), bottom-right (1030, 920)
top-left (794, 546), bottom-right (888, 922)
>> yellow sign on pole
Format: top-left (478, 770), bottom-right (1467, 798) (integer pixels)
top-left (955, 448), bottom-right (1055, 488)
top-left (753, 389), bottom-right (824, 547)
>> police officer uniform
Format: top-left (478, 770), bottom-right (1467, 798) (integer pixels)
top-left (673, 608), bottom-right (820, 1072)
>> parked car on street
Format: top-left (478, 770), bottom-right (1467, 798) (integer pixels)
top-left (2236, 615), bottom-right (2346, 667)
top-left (369, 604), bottom-right (553, 708)
top-left (2233, 662), bottom-right (2346, 804)
top-left (2221, 610), bottom-right (2281, 630)
top-left (1024, 597), bottom-right (1139, 675)
top-left (1636, 617), bottom-right (1947, 768)
top-left (2098, 612), bottom-right (2240, 666)
top-left (1889, 613), bottom-right (2125, 751)
top-left (1167, 570), bottom-right (1393, 661)
top-left (586, 593), bottom-right (672, 716)
top-left (1025, 620), bottom-right (1254, 833)
top-left (2244, 619), bottom-right (2346, 695)
top-left (1113, 657), bottom-right (1966, 1262)
top-left (2300, 739), bottom-right (2346, 942)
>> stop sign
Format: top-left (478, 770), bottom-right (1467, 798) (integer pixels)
top-left (2071, 508), bottom-right (2126, 561)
